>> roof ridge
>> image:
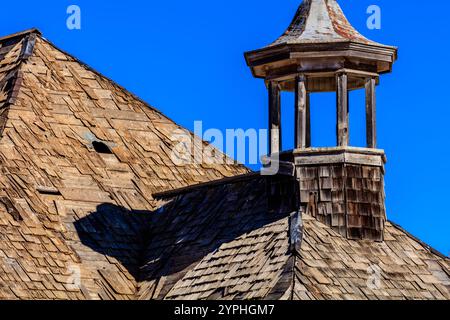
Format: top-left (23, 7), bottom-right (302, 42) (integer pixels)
top-left (0, 28), bottom-right (41, 43)
top-left (0, 33), bottom-right (38, 137)
top-left (388, 220), bottom-right (450, 260)
top-left (37, 36), bottom-right (171, 120)
top-left (34, 35), bottom-right (247, 175)
top-left (153, 172), bottom-right (261, 199)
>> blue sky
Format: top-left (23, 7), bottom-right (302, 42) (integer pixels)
top-left (1, 0), bottom-right (449, 255)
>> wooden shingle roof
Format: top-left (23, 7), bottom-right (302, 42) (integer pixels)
top-left (0, 29), bottom-right (247, 300)
top-left (143, 176), bottom-right (450, 300)
top-left (0, 29), bottom-right (448, 301)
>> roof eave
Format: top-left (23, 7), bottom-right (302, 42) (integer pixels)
top-left (246, 40), bottom-right (397, 64)
top-left (245, 41), bottom-right (398, 78)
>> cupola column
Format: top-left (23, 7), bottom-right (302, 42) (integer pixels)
top-left (294, 75), bottom-right (311, 149)
top-left (336, 72), bottom-right (349, 147)
top-left (268, 81), bottom-right (281, 154)
top-left (365, 77), bottom-right (377, 149)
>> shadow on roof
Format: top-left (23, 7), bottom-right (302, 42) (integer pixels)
top-left (74, 177), bottom-right (292, 291)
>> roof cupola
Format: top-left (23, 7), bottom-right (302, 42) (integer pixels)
top-left (246, 0), bottom-right (398, 241)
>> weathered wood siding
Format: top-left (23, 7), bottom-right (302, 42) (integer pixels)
top-left (297, 162), bottom-right (385, 241)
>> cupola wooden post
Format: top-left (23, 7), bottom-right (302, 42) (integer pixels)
top-left (294, 74), bottom-right (310, 150)
top-left (245, 0), bottom-right (397, 241)
top-left (365, 77), bottom-right (377, 149)
top-left (336, 71), bottom-right (349, 147)
top-left (268, 81), bottom-right (282, 154)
